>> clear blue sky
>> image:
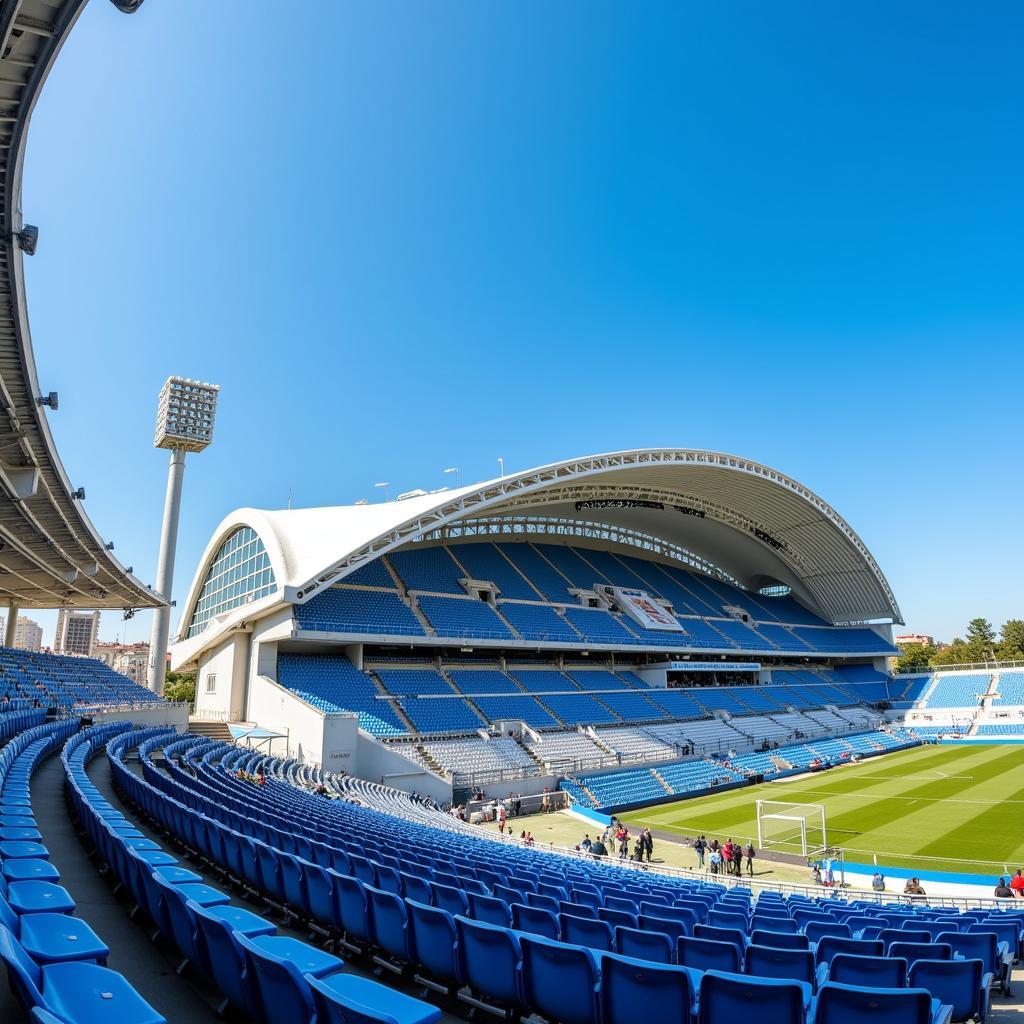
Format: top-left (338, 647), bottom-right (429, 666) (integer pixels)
top-left (18, 0), bottom-right (1024, 647)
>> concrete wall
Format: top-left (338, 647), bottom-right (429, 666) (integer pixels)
top-left (246, 672), bottom-right (336, 765)
top-left (94, 703), bottom-right (189, 731)
top-left (193, 633), bottom-right (250, 721)
top-left (355, 735), bottom-right (452, 803)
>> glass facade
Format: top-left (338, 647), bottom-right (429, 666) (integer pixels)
top-left (185, 526), bottom-right (275, 638)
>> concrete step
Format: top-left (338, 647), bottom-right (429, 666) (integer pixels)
top-left (187, 718), bottom-right (233, 742)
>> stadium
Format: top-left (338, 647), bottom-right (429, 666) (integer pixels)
top-left (0, 3), bottom-right (1019, 1024)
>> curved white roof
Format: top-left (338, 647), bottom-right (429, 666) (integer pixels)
top-left (174, 449), bottom-right (901, 660)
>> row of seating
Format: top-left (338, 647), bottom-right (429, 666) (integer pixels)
top-left (0, 718), bottom-right (169, 1024)
top-left (82, 724), bottom-right (439, 1024)
top-left (113, 731), bottom-right (1023, 1024)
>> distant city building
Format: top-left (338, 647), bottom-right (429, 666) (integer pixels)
top-left (14, 617), bottom-right (42, 652)
top-left (895, 633), bottom-right (935, 648)
top-left (54, 609), bottom-right (101, 657)
top-left (94, 640), bottom-right (150, 685)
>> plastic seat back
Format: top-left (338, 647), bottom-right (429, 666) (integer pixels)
top-left (909, 958), bottom-right (984, 1023)
top-left (744, 944), bottom-right (815, 986)
top-left (639, 913), bottom-right (689, 942)
top-left (881, 928), bottom-right (929, 950)
top-left (511, 903), bottom-right (559, 940)
top-left (697, 969), bottom-right (806, 1024)
top-left (750, 929), bottom-right (808, 951)
top-left (678, 935), bottom-right (741, 974)
top-left (600, 951), bottom-right (696, 1024)
top-left (455, 915), bottom-right (522, 1006)
top-left (430, 882), bottom-right (468, 918)
top-left (306, 973), bottom-right (441, 1024)
top-left (520, 934), bottom-right (600, 1024)
top-left (889, 941), bottom-right (951, 967)
top-left (406, 900), bottom-right (462, 985)
top-left (469, 892), bottom-right (512, 928)
top-left (366, 885), bottom-right (410, 962)
top-left (599, 907), bottom-right (638, 930)
top-left (815, 981), bottom-right (933, 1024)
top-left (561, 914), bottom-right (613, 952)
top-left (234, 934), bottom-right (315, 1024)
top-left (805, 921), bottom-right (851, 943)
top-left (815, 935), bottom-right (883, 967)
top-left (829, 953), bottom-right (907, 989)
top-left (332, 872), bottom-right (370, 942)
top-left (694, 923), bottom-right (746, 953)
top-left (939, 931), bottom-right (998, 975)
top-left (752, 914), bottom-right (797, 934)
top-left (709, 910), bottom-right (749, 932)
top-left (614, 925), bottom-right (673, 964)
top-left (191, 904), bottom-right (257, 1015)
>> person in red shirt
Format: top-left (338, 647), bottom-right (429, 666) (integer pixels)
top-left (1010, 870), bottom-right (1024, 897)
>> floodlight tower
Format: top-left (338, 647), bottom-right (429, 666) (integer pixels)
top-left (146, 377), bottom-right (220, 696)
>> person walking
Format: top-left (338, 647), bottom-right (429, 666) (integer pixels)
top-left (709, 847), bottom-right (722, 875)
top-left (694, 835), bottom-right (706, 870)
top-left (744, 841), bottom-right (756, 876)
top-left (641, 828), bottom-right (654, 863)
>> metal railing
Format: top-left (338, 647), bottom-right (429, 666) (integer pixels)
top-left (894, 658), bottom-right (1024, 675)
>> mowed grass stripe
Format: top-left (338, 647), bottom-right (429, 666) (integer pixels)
top-left (622, 744), bottom-right (1024, 874)
top-left (630, 746), bottom-right (990, 839)
top-left (828, 746), bottom-right (1024, 870)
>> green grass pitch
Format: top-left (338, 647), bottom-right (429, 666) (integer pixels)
top-left (622, 743), bottom-right (1024, 876)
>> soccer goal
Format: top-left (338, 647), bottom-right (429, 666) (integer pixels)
top-left (756, 800), bottom-right (828, 858)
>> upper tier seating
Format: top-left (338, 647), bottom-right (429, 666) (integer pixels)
top-left (447, 543), bottom-right (540, 601)
top-left (340, 557), bottom-right (395, 589)
top-left (375, 669), bottom-right (453, 696)
top-left (388, 546), bottom-right (466, 594)
top-left (510, 670), bottom-right (578, 692)
top-left (295, 587), bottom-right (424, 636)
top-left (473, 695), bottom-right (561, 729)
top-left (924, 674), bottom-right (991, 709)
top-left (446, 670), bottom-right (522, 695)
top-left (794, 627), bottom-right (895, 654)
top-left (417, 596), bottom-right (514, 640)
top-left (993, 671), bottom-right (1024, 706)
top-left (278, 654), bottom-right (408, 737)
top-left (754, 623), bottom-right (813, 651)
top-left (494, 544), bottom-right (576, 602)
top-left (561, 608), bottom-right (639, 645)
top-left (0, 648), bottom-right (160, 710)
top-left (398, 698), bottom-right (485, 734)
top-left (498, 602), bottom-right (581, 642)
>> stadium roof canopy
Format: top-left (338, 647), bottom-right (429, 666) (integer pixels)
top-left (0, 0), bottom-right (160, 609)
top-left (176, 449), bottom-right (903, 659)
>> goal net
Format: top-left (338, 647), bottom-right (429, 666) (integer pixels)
top-left (756, 800), bottom-right (827, 858)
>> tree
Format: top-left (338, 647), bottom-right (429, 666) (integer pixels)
top-left (964, 617), bottom-right (996, 661)
top-left (996, 619), bottom-right (1024, 662)
top-left (894, 642), bottom-right (935, 672)
top-left (164, 671), bottom-right (195, 706)
top-left (931, 637), bottom-right (971, 666)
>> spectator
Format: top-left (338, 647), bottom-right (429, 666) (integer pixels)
top-left (709, 848), bottom-right (722, 875)
top-left (590, 838), bottom-right (608, 857)
top-left (693, 835), bottom-right (707, 870)
top-left (903, 877), bottom-right (926, 896)
top-left (641, 828), bottom-right (654, 863)
top-left (513, 793), bottom-right (523, 818)
top-left (580, 834), bottom-right (592, 853)
top-left (871, 872), bottom-right (886, 892)
top-left (995, 877), bottom-right (1014, 899)
top-left (731, 842), bottom-right (743, 876)
top-left (744, 841), bottom-right (756, 876)
top-left (810, 864), bottom-right (822, 885)
top-left (1010, 870), bottom-right (1024, 898)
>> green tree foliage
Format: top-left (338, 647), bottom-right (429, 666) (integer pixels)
top-left (164, 671), bottom-right (196, 706)
top-left (894, 642), bottom-right (935, 672)
top-left (964, 618), bottom-right (996, 660)
top-left (996, 619), bottom-right (1024, 662)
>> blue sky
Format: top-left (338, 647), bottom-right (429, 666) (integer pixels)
top-left (18, 1), bottom-right (1024, 646)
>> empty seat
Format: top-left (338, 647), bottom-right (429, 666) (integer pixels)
top-left (306, 972), bottom-right (441, 1024)
top-left (744, 944), bottom-right (815, 987)
top-left (520, 934), bottom-right (600, 1024)
top-left (697, 969), bottom-right (808, 1024)
top-left (678, 935), bottom-right (741, 974)
top-left (600, 951), bottom-right (698, 1024)
top-left (909, 958), bottom-right (988, 1024)
top-left (455, 916), bottom-right (522, 1008)
top-left (828, 953), bottom-right (907, 990)
top-left (814, 981), bottom-right (936, 1024)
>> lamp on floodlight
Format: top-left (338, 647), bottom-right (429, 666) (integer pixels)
top-left (146, 377), bottom-right (220, 697)
top-left (443, 466), bottom-right (459, 488)
top-left (15, 225), bottom-right (37, 256)
top-left (374, 481), bottom-right (390, 502)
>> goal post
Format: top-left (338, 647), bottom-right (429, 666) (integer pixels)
top-left (756, 800), bottom-right (827, 858)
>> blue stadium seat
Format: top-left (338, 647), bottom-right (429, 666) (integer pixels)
top-left (234, 933), bottom-right (344, 1024)
top-left (697, 969), bottom-right (809, 1024)
top-left (828, 953), bottom-right (908, 989)
top-left (909, 958), bottom-right (989, 1024)
top-left (520, 934), bottom-right (601, 1024)
top-left (512, 903), bottom-right (560, 940)
top-left (814, 981), bottom-right (944, 1024)
top-left (405, 900), bottom-right (463, 990)
top-left (615, 924), bottom-right (673, 964)
top-left (455, 916), bottom-right (522, 1008)
top-left (0, 924), bottom-right (165, 1024)
top-left (306, 971), bottom-right (441, 1024)
top-left (600, 952), bottom-right (697, 1024)
top-left (744, 944), bottom-right (815, 987)
top-left (0, 892), bottom-right (108, 966)
top-left (678, 934), bottom-right (741, 973)
top-left (560, 913), bottom-right (613, 951)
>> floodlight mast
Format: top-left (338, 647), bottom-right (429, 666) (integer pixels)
top-left (146, 377), bottom-right (220, 696)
